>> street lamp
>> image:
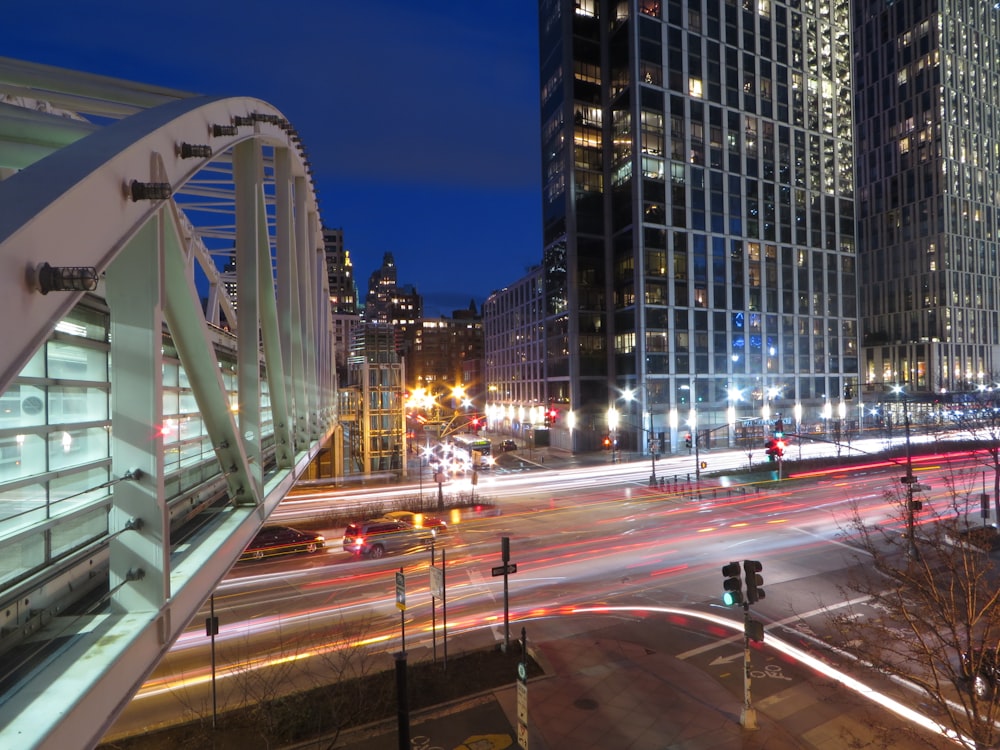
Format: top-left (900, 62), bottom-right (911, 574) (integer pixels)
top-left (838, 399), bottom-right (847, 452)
top-left (892, 384), bottom-right (918, 558)
top-left (794, 402), bottom-right (803, 460)
top-left (607, 406), bottom-right (619, 463)
top-left (688, 407), bottom-right (700, 481)
top-left (622, 386), bottom-right (658, 483)
top-left (727, 385), bottom-right (742, 450)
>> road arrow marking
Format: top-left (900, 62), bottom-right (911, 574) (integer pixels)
top-left (710, 652), bottom-right (744, 667)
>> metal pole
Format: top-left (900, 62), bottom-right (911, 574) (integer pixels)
top-left (694, 428), bottom-right (701, 482)
top-left (431, 542), bottom-right (436, 664)
top-left (210, 594), bottom-right (217, 730)
top-left (442, 547), bottom-right (448, 669)
top-left (903, 397), bottom-right (916, 559)
top-left (502, 536), bottom-right (511, 653)
top-left (741, 603), bottom-right (758, 730)
top-left (399, 566), bottom-right (406, 653)
top-left (394, 651), bottom-right (410, 749)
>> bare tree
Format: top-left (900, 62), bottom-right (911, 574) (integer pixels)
top-left (943, 383), bottom-right (1000, 524)
top-left (831, 481), bottom-right (1000, 749)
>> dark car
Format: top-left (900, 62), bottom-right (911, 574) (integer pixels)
top-left (962, 648), bottom-right (1000, 698)
top-left (497, 439), bottom-right (518, 453)
top-left (241, 525), bottom-right (325, 561)
top-left (342, 518), bottom-right (434, 559)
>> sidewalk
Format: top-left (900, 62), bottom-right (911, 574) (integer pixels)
top-left (326, 615), bottom-right (930, 750)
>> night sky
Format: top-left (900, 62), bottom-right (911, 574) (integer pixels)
top-left (5, 1), bottom-right (543, 316)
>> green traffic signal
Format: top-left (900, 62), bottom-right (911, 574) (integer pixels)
top-left (722, 561), bottom-right (743, 607)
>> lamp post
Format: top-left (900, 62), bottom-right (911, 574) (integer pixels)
top-left (622, 386), bottom-right (658, 484)
top-left (794, 402), bottom-right (803, 460)
top-left (892, 384), bottom-right (918, 558)
top-left (689, 407), bottom-right (700, 481)
top-left (727, 385), bottom-right (742, 449)
top-left (607, 406), bottom-right (619, 464)
top-left (837, 399), bottom-right (847, 454)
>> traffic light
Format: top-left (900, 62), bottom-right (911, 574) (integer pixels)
top-left (685, 433), bottom-right (692, 449)
top-left (603, 435), bottom-right (612, 450)
top-left (722, 561), bottom-right (743, 606)
top-left (745, 619), bottom-right (765, 643)
top-left (744, 559), bottom-right (765, 604)
top-left (774, 439), bottom-right (785, 458)
top-left (764, 439), bottom-right (776, 462)
top-left (773, 418), bottom-right (784, 438)
top-left (548, 407), bottom-right (558, 425)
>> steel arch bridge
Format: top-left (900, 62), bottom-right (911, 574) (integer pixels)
top-left (0, 58), bottom-right (338, 748)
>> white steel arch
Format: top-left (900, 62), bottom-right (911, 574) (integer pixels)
top-left (0, 59), bottom-right (336, 749)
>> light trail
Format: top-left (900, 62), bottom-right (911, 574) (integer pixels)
top-left (569, 605), bottom-right (974, 749)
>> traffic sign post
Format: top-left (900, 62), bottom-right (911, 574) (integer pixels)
top-left (395, 569), bottom-right (406, 653)
top-left (497, 536), bottom-right (518, 652)
top-left (517, 626), bottom-right (529, 749)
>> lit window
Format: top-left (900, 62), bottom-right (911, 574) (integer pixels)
top-left (688, 78), bottom-right (703, 98)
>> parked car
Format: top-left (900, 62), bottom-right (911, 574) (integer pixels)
top-left (497, 439), bottom-right (517, 453)
top-left (241, 525), bottom-right (325, 561)
top-left (384, 510), bottom-right (448, 536)
top-left (962, 648), bottom-right (1000, 698)
top-left (342, 518), bottom-right (434, 559)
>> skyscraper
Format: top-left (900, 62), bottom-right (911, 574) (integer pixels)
top-left (536, 0), bottom-right (859, 452)
top-left (855, 0), bottom-right (1000, 394)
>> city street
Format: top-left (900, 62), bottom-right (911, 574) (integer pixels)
top-left (102, 443), bottom-right (992, 743)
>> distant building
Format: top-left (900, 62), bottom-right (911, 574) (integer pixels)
top-left (410, 300), bottom-right (485, 404)
top-left (855, 0), bottom-right (1000, 393)
top-left (343, 323), bottom-right (406, 475)
top-left (519, 0), bottom-right (859, 453)
top-left (363, 251), bottom-right (422, 361)
top-left (323, 227), bottom-right (359, 314)
top-left (483, 267), bottom-right (549, 431)
top-left (323, 228), bottom-right (361, 384)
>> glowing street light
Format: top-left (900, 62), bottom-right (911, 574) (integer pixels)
top-left (607, 406), bottom-right (619, 463)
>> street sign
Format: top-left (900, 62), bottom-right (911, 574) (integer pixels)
top-left (429, 565), bottom-right (443, 598)
top-left (395, 571), bottom-right (406, 611)
top-left (517, 719), bottom-right (529, 750)
top-left (517, 679), bottom-right (527, 723)
top-left (899, 475), bottom-right (915, 484)
top-left (492, 563), bottom-right (517, 577)
top-left (913, 484), bottom-right (931, 492)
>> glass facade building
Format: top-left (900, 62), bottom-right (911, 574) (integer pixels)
top-left (0, 298), bottom-right (271, 591)
top-left (855, 0), bottom-right (1000, 394)
top-left (537, 0), bottom-right (859, 452)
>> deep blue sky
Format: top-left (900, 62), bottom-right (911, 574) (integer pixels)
top-left (5, 1), bottom-right (543, 316)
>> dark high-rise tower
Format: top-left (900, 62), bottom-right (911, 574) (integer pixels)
top-left (855, 0), bottom-right (1000, 394)
top-left (537, 0), bottom-right (859, 452)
